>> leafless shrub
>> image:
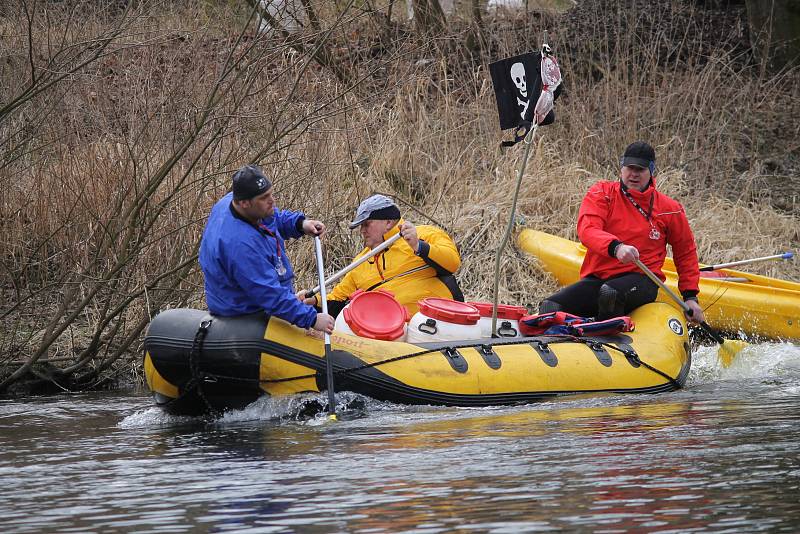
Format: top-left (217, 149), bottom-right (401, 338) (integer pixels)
top-left (1, 0), bottom-right (798, 393)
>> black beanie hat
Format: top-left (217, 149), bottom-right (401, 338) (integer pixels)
top-left (232, 165), bottom-right (272, 201)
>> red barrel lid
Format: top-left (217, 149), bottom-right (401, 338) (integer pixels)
top-left (467, 301), bottom-right (527, 320)
top-left (417, 298), bottom-right (480, 325)
top-left (343, 290), bottom-right (409, 340)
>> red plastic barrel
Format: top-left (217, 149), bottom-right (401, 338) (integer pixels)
top-left (342, 289), bottom-right (409, 340)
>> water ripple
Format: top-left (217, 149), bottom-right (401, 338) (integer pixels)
top-left (1, 343), bottom-right (799, 532)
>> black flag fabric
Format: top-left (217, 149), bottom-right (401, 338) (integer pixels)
top-left (489, 50), bottom-right (563, 136)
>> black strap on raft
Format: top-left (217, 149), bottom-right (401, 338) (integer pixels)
top-left (254, 336), bottom-right (679, 389)
top-left (593, 340), bottom-right (680, 388)
top-left (627, 352), bottom-right (680, 388)
top-left (186, 318), bottom-right (219, 417)
top-left (200, 334), bottom-right (680, 391)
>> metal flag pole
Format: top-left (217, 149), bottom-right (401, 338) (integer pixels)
top-left (491, 30), bottom-right (558, 337)
top-left (490, 123), bottom-right (539, 337)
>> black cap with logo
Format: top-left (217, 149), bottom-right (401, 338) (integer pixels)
top-left (621, 141), bottom-right (656, 169)
top-left (232, 165), bottom-right (272, 201)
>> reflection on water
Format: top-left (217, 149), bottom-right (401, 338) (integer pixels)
top-left (1, 344), bottom-right (799, 532)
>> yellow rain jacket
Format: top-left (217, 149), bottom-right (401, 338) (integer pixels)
top-left (325, 219), bottom-right (462, 316)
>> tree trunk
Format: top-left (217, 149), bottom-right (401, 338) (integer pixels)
top-left (410, 0), bottom-right (447, 36)
top-left (472, 0), bottom-right (484, 29)
top-left (251, 0), bottom-right (353, 84)
top-left (746, 0), bottom-right (800, 71)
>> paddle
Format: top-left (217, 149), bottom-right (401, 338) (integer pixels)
top-left (699, 252), bottom-right (794, 272)
top-left (633, 258), bottom-right (747, 367)
top-left (313, 236), bottom-right (337, 421)
top-left (305, 232), bottom-right (403, 299)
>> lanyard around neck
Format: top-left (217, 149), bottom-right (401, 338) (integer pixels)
top-left (621, 185), bottom-right (654, 223)
top-left (229, 201), bottom-right (282, 260)
top-left (256, 223), bottom-right (282, 260)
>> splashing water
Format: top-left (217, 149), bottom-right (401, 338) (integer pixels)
top-left (689, 340), bottom-right (800, 386)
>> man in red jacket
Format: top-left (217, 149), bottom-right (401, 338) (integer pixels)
top-left (539, 141), bottom-right (705, 323)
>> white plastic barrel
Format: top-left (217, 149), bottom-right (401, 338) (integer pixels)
top-left (333, 308), bottom-right (355, 336)
top-left (405, 298), bottom-right (481, 343)
top-left (467, 302), bottom-right (527, 338)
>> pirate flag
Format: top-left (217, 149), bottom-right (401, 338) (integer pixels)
top-left (490, 44), bottom-right (563, 146)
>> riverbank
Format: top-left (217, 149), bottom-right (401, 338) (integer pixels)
top-left (1, 0), bottom-right (798, 394)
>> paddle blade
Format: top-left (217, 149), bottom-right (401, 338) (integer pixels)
top-left (718, 339), bottom-right (749, 368)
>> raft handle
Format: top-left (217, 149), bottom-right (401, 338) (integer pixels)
top-left (418, 318), bottom-right (438, 335)
top-left (497, 321), bottom-right (518, 337)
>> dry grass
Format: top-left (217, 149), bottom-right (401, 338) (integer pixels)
top-left (1, 0), bottom-right (798, 390)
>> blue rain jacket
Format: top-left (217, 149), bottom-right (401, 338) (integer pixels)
top-left (199, 192), bottom-right (317, 328)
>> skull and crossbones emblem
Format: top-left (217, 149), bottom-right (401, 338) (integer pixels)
top-left (510, 62), bottom-right (529, 120)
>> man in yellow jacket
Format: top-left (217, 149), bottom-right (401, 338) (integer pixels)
top-left (302, 194), bottom-right (463, 317)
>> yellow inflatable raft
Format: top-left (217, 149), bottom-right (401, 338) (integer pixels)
top-left (144, 302), bottom-right (690, 416)
top-left (518, 228), bottom-right (800, 341)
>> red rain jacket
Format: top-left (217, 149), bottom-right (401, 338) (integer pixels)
top-left (577, 179), bottom-right (700, 298)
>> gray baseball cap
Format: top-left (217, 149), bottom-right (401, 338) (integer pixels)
top-left (348, 194), bottom-right (401, 229)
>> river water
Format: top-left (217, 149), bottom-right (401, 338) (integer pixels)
top-left (2, 343), bottom-right (799, 533)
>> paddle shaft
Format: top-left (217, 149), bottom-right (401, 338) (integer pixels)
top-left (313, 236), bottom-right (337, 418)
top-left (306, 232), bottom-right (403, 298)
top-left (363, 264), bottom-right (430, 292)
top-left (699, 252), bottom-right (794, 271)
top-left (491, 122), bottom-right (538, 337)
top-left (633, 259), bottom-right (726, 345)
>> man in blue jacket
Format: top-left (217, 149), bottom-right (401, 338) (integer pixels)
top-left (199, 164), bottom-right (334, 333)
